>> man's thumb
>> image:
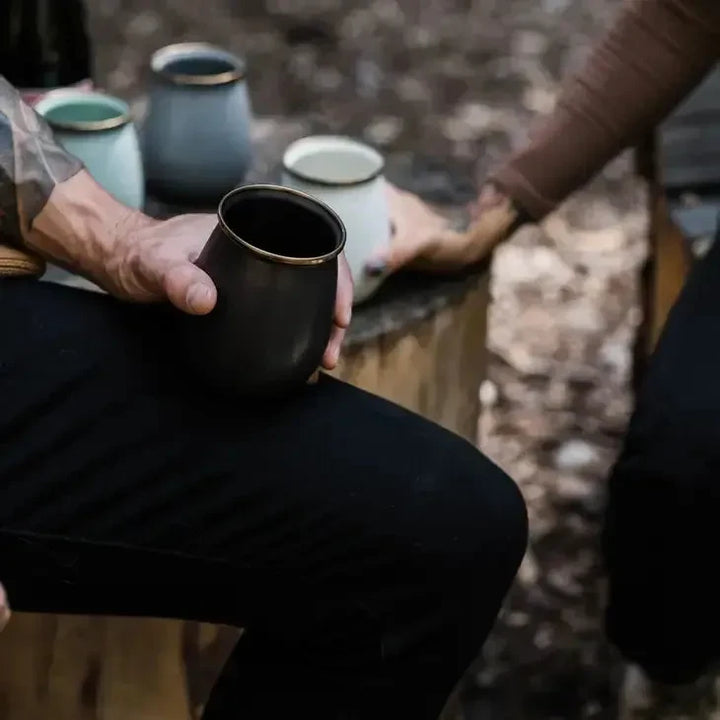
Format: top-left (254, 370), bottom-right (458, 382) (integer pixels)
top-left (163, 264), bottom-right (217, 315)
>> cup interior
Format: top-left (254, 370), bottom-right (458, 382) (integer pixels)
top-left (35, 92), bottom-right (130, 131)
top-left (283, 136), bottom-right (384, 186)
top-left (152, 43), bottom-right (245, 84)
top-left (220, 186), bottom-right (345, 262)
top-left (164, 55), bottom-right (235, 77)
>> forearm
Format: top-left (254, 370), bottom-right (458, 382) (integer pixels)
top-left (490, 0), bottom-right (720, 220)
top-left (32, 170), bottom-right (140, 277)
top-left (0, 75), bottom-right (132, 275)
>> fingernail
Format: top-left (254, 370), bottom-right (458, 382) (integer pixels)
top-left (186, 283), bottom-right (213, 313)
top-left (365, 259), bottom-right (387, 277)
top-left (341, 308), bottom-right (352, 328)
top-left (0, 598), bottom-right (9, 631)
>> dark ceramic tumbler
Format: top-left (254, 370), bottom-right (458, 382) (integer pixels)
top-left (182, 184), bottom-right (346, 397)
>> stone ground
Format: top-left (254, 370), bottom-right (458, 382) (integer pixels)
top-left (85, 0), bottom-right (711, 717)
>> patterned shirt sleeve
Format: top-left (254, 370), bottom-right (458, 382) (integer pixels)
top-left (0, 75), bottom-right (83, 247)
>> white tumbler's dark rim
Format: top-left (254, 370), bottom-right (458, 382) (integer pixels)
top-left (217, 184), bottom-right (346, 266)
top-left (282, 135), bottom-right (385, 188)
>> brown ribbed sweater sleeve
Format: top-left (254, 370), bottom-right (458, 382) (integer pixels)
top-left (490, 0), bottom-right (720, 221)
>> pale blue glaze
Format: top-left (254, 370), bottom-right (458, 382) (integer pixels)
top-left (35, 91), bottom-right (145, 210)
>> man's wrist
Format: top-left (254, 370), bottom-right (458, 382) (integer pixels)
top-left (26, 170), bottom-right (141, 280)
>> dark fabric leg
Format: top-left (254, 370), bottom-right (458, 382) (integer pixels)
top-left (604, 229), bottom-right (720, 683)
top-left (0, 278), bottom-right (527, 718)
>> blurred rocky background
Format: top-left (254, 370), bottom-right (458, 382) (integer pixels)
top-left (85, 0), bottom-right (705, 717)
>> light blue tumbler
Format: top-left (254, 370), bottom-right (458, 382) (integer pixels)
top-left (35, 90), bottom-right (145, 210)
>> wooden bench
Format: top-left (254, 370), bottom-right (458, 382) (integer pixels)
top-left (0, 616), bottom-right (241, 720)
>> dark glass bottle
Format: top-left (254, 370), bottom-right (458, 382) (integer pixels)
top-left (0, 0), bottom-right (93, 105)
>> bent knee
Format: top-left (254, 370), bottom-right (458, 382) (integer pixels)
top-left (465, 447), bottom-right (528, 576)
top-left (418, 437), bottom-right (528, 581)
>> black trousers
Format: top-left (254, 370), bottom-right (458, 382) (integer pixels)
top-left (604, 229), bottom-right (720, 685)
top-left (0, 277), bottom-right (527, 719)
